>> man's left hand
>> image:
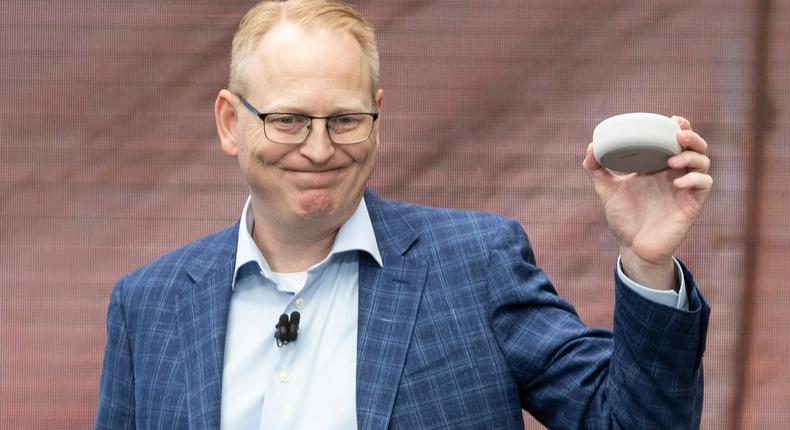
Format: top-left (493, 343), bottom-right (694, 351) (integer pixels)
top-left (582, 115), bottom-right (713, 291)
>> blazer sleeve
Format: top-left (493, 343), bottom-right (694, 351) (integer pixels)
top-left (94, 278), bottom-right (136, 430)
top-left (485, 218), bottom-right (710, 429)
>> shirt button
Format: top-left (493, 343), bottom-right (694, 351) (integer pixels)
top-left (294, 298), bottom-right (305, 310)
top-left (279, 370), bottom-right (290, 383)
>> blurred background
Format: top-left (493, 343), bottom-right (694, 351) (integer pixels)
top-left (1, 0), bottom-right (787, 428)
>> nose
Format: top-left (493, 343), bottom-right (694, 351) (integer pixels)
top-left (298, 119), bottom-right (335, 164)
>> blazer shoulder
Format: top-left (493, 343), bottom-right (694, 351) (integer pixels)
top-left (368, 192), bottom-right (529, 256)
top-left (114, 222), bottom-right (239, 302)
top-left (375, 195), bottom-right (522, 236)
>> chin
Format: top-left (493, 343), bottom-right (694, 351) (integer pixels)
top-left (293, 189), bottom-right (337, 219)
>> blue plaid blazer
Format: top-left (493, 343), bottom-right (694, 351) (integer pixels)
top-left (96, 189), bottom-right (709, 429)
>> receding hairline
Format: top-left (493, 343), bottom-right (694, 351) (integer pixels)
top-left (238, 22), bottom-right (372, 93)
top-left (228, 0), bottom-right (380, 97)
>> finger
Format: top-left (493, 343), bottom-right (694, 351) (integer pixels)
top-left (582, 142), bottom-right (604, 172)
top-left (677, 129), bottom-right (708, 154)
top-left (673, 171), bottom-right (713, 190)
top-left (583, 142), bottom-right (623, 198)
top-left (668, 151), bottom-right (711, 173)
top-left (671, 115), bottom-right (692, 130)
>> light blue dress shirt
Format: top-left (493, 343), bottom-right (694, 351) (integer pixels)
top-left (220, 195), bottom-right (688, 429)
top-left (220, 196), bottom-right (382, 430)
top-left (618, 257), bottom-right (688, 310)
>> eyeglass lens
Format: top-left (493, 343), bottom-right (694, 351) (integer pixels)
top-left (264, 113), bottom-right (374, 144)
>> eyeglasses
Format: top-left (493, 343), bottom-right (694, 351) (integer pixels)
top-left (237, 95), bottom-right (379, 145)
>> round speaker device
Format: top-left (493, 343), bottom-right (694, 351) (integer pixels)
top-left (592, 113), bottom-right (682, 173)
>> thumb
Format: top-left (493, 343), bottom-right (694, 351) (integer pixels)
top-left (583, 142), bottom-right (616, 197)
top-left (583, 142), bottom-right (606, 177)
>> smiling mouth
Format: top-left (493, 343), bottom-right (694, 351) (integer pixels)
top-left (283, 166), bottom-right (348, 185)
top-left (283, 167), bottom-right (348, 178)
top-left (285, 167), bottom-right (345, 173)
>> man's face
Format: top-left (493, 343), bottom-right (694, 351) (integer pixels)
top-left (232, 23), bottom-right (382, 230)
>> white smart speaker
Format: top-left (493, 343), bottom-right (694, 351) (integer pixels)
top-left (592, 112), bottom-right (682, 173)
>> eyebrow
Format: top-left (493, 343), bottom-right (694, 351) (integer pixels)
top-left (263, 101), bottom-right (375, 115)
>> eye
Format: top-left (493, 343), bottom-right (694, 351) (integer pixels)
top-left (330, 114), bottom-right (364, 128)
top-left (266, 114), bottom-right (309, 130)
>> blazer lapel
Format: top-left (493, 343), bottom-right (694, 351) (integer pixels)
top-left (175, 225), bottom-right (237, 429)
top-left (356, 191), bottom-right (427, 430)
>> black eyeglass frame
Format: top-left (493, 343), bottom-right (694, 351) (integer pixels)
top-left (237, 94), bottom-right (379, 145)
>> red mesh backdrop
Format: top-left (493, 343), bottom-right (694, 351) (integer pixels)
top-left (1, 1), bottom-right (788, 428)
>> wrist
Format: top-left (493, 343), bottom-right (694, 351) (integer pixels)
top-left (619, 248), bottom-right (677, 291)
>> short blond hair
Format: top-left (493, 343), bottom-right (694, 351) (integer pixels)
top-left (229, 0), bottom-right (379, 97)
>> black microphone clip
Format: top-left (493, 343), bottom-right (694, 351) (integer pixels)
top-left (274, 311), bottom-right (300, 347)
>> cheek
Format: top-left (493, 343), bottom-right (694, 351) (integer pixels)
top-left (240, 139), bottom-right (289, 172)
top-left (236, 130), bottom-right (259, 170)
top-left (236, 143), bottom-right (294, 198)
top-left (349, 139), bottom-right (378, 170)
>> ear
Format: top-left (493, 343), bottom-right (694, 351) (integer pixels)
top-left (373, 88), bottom-right (384, 138)
top-left (374, 88), bottom-right (384, 113)
top-left (215, 89), bottom-right (239, 157)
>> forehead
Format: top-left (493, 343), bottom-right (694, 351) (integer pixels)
top-left (243, 22), bottom-right (372, 111)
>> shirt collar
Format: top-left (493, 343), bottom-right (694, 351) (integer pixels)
top-left (232, 195), bottom-right (383, 289)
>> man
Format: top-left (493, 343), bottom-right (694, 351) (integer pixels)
top-left (95, 0), bottom-right (713, 429)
